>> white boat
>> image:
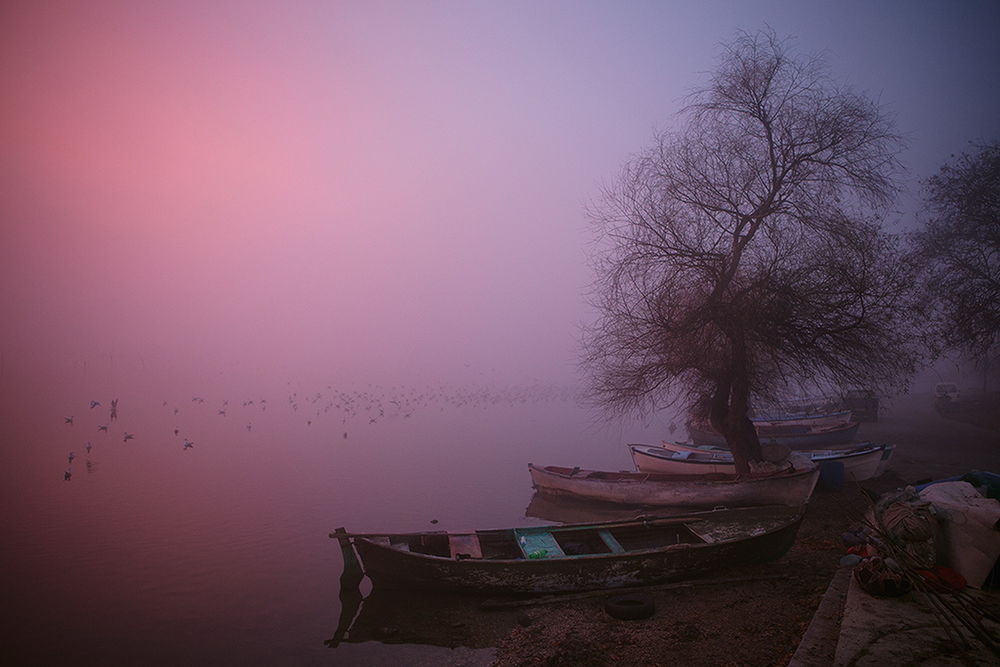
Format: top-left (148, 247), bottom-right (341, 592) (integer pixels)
top-left (528, 462), bottom-right (819, 509)
top-left (629, 442), bottom-right (894, 482)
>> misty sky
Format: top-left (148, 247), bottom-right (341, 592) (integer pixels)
top-left (2, 1), bottom-right (999, 388)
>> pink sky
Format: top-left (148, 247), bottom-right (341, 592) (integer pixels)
top-left (2, 1), bottom-right (999, 388)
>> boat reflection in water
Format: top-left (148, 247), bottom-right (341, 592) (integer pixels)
top-left (327, 528), bottom-right (511, 652)
top-left (326, 588), bottom-right (511, 651)
top-left (524, 491), bottom-right (661, 525)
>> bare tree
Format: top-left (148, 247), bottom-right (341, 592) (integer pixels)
top-left (584, 30), bottom-right (921, 474)
top-left (911, 142), bottom-right (1000, 388)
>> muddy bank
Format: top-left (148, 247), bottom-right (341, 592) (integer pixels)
top-left (332, 392), bottom-right (1000, 666)
top-left (488, 392), bottom-right (1000, 666)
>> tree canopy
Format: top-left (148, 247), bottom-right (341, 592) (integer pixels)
top-left (911, 142), bottom-right (1000, 371)
top-left (584, 30), bottom-right (921, 471)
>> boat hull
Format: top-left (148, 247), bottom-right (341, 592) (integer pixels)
top-left (528, 464), bottom-right (819, 508)
top-left (350, 506), bottom-right (804, 593)
top-left (634, 442), bottom-right (894, 482)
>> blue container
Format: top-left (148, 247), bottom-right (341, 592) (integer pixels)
top-left (818, 461), bottom-right (846, 488)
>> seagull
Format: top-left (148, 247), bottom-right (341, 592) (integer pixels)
top-left (123, 432), bottom-right (134, 442)
top-left (85, 442), bottom-right (92, 454)
top-left (174, 428), bottom-right (180, 436)
top-left (183, 439), bottom-right (194, 450)
top-left (98, 424), bottom-right (109, 433)
top-left (64, 469), bottom-right (72, 481)
top-left (64, 416), bottom-right (74, 425)
top-left (90, 400), bottom-right (101, 409)
top-left (68, 451), bottom-right (76, 463)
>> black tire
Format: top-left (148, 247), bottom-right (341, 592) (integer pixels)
top-left (604, 592), bottom-right (655, 620)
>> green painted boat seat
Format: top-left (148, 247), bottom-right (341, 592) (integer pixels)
top-left (514, 529), bottom-right (565, 559)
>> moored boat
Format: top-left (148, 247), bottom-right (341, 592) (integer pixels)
top-left (332, 505), bottom-right (805, 594)
top-left (687, 419), bottom-right (860, 448)
top-left (630, 442), bottom-right (894, 481)
top-left (528, 462), bottom-right (818, 508)
top-left (751, 409), bottom-right (852, 427)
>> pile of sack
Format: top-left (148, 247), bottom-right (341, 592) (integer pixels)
top-left (841, 475), bottom-right (1000, 597)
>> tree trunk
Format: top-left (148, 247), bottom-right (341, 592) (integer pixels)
top-left (726, 370), bottom-right (763, 474)
top-left (708, 338), bottom-right (763, 476)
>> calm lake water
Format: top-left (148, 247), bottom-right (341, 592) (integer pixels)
top-left (1, 370), bottom-right (680, 665)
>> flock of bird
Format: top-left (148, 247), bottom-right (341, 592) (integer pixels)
top-left (59, 383), bottom-right (577, 480)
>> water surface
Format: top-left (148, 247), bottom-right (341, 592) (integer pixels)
top-left (2, 374), bottom-right (675, 665)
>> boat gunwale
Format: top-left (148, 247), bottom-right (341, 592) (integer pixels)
top-left (750, 409), bottom-right (852, 423)
top-left (529, 462), bottom-right (817, 486)
top-left (350, 506), bottom-right (805, 566)
top-left (631, 442), bottom-right (885, 464)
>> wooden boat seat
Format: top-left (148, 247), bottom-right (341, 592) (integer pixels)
top-left (514, 529), bottom-right (566, 559)
top-left (371, 536), bottom-right (410, 551)
top-left (448, 533), bottom-right (483, 559)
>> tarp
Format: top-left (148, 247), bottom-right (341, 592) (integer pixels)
top-left (918, 481), bottom-right (1000, 588)
top-left (915, 471), bottom-right (1000, 500)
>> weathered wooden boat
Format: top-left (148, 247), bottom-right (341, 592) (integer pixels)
top-left (528, 462), bottom-right (818, 508)
top-left (332, 505), bottom-right (805, 594)
top-left (687, 419), bottom-right (860, 448)
top-left (630, 442), bottom-right (894, 481)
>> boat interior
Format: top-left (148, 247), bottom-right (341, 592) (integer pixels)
top-left (374, 522), bottom-right (708, 560)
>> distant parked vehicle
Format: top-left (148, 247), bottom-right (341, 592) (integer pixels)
top-left (934, 382), bottom-right (961, 402)
top-left (842, 389), bottom-right (880, 422)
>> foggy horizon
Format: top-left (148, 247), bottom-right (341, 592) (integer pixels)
top-left (3, 1), bottom-right (999, 392)
top-left (3, 5), bottom-right (999, 664)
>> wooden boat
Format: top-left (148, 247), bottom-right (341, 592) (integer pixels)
top-left (629, 442), bottom-right (894, 481)
top-left (528, 462), bottom-right (818, 508)
top-left (332, 505), bottom-right (804, 593)
top-left (687, 419), bottom-right (860, 448)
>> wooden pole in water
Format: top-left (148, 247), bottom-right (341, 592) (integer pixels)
top-left (333, 527), bottom-right (364, 582)
top-left (328, 527), bottom-right (365, 648)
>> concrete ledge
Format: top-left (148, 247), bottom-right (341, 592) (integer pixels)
top-left (789, 565), bottom-right (852, 666)
top-left (833, 575), bottom-right (999, 666)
